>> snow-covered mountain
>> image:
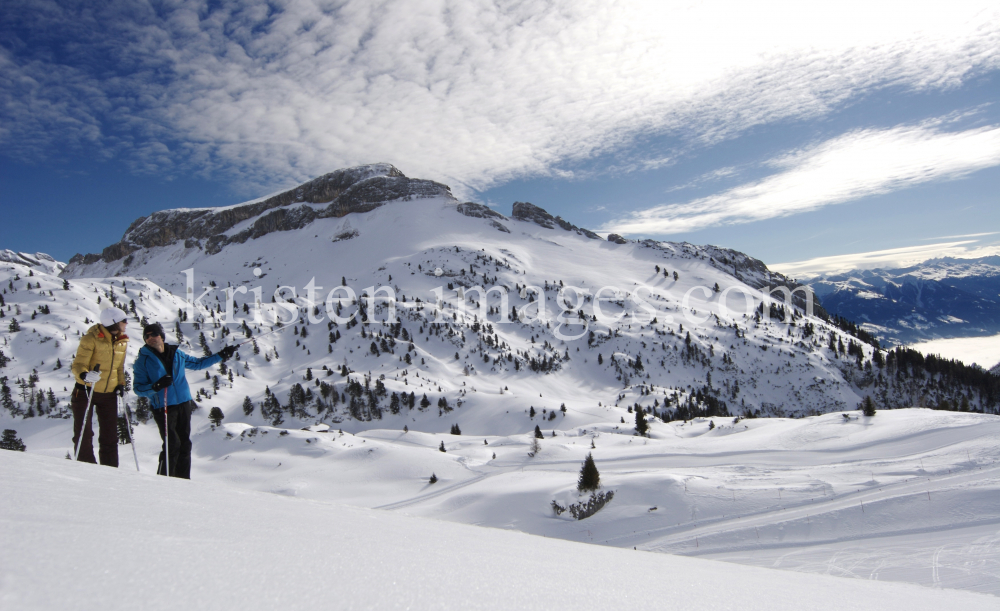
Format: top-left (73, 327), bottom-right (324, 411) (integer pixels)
top-left (807, 257), bottom-right (1000, 347)
top-left (3, 165), bottom-right (1000, 596)
top-left (4, 164), bottom-right (996, 433)
top-left (47, 163), bottom-right (863, 423)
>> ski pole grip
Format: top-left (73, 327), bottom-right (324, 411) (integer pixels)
top-left (92, 364), bottom-right (101, 372)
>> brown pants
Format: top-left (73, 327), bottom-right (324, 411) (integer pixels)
top-left (71, 387), bottom-right (119, 467)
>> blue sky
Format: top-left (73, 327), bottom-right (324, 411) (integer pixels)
top-left (1, 0), bottom-right (998, 277)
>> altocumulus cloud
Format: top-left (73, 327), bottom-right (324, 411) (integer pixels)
top-left (2, 0), bottom-right (999, 195)
top-left (604, 119), bottom-right (1000, 235)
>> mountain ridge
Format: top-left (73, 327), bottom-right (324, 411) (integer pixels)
top-left (807, 256), bottom-right (1000, 346)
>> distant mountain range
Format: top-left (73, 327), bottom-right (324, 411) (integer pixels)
top-left (807, 257), bottom-right (1000, 347)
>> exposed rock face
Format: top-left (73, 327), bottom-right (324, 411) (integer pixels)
top-left (70, 164), bottom-right (453, 264)
top-left (510, 202), bottom-right (601, 239)
top-left (511, 201), bottom-right (556, 228)
top-left (456, 202), bottom-right (507, 220)
top-left (489, 220), bottom-right (511, 233)
top-left (607, 234), bottom-right (628, 244)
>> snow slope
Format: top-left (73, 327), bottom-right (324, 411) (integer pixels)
top-left (3, 449), bottom-right (996, 611)
top-left (6, 403), bottom-right (999, 595)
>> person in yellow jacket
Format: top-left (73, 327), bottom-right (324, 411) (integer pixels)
top-left (70, 307), bottom-right (130, 466)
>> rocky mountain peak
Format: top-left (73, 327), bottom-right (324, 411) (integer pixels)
top-left (67, 164), bottom-right (453, 267)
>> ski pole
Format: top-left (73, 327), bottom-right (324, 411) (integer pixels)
top-left (73, 364), bottom-right (101, 462)
top-left (163, 387), bottom-right (169, 477)
top-left (120, 393), bottom-right (140, 472)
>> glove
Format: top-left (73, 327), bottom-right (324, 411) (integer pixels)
top-left (151, 375), bottom-right (173, 392)
top-left (218, 346), bottom-right (237, 362)
top-left (113, 385), bottom-right (126, 397)
top-left (82, 371), bottom-right (102, 384)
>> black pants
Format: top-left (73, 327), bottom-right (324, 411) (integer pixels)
top-left (152, 401), bottom-right (194, 479)
top-left (71, 386), bottom-right (119, 467)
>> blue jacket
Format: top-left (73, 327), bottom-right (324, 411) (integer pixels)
top-left (133, 344), bottom-right (221, 409)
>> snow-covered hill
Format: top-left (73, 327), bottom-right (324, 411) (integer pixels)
top-left (4, 449), bottom-right (998, 610)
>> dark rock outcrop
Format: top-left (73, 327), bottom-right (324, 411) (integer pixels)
top-left (511, 202), bottom-right (601, 239)
top-left (489, 220), bottom-right (511, 233)
top-left (457, 202), bottom-right (507, 220)
top-left (607, 234), bottom-right (628, 245)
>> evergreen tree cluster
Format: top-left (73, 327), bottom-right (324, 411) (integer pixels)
top-left (0, 429), bottom-right (25, 451)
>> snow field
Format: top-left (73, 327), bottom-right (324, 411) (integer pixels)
top-left (6, 404), bottom-right (999, 594)
top-left (4, 449), bottom-right (998, 611)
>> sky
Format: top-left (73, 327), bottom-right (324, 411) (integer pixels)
top-left (1, 0), bottom-right (999, 277)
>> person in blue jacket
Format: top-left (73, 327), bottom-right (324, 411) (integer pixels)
top-left (133, 322), bottom-right (236, 478)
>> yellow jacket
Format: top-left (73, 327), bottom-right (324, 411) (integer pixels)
top-left (72, 324), bottom-right (130, 393)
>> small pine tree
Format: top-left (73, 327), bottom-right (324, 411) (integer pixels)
top-left (577, 452), bottom-right (600, 492)
top-left (635, 408), bottom-right (648, 436)
top-left (534, 425), bottom-right (543, 439)
top-left (1, 429), bottom-right (26, 451)
top-left (439, 441), bottom-right (446, 453)
top-left (117, 415), bottom-right (131, 444)
top-left (242, 396), bottom-right (254, 416)
top-left (429, 473), bottom-right (438, 484)
top-left (862, 396), bottom-right (876, 417)
top-left (208, 407), bottom-right (224, 427)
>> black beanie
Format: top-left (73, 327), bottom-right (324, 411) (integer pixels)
top-left (143, 322), bottom-right (165, 340)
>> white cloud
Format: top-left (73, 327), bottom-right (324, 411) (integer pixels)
top-left (2, 0), bottom-right (999, 195)
top-left (769, 239), bottom-right (1000, 279)
top-left (604, 121), bottom-right (1000, 235)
